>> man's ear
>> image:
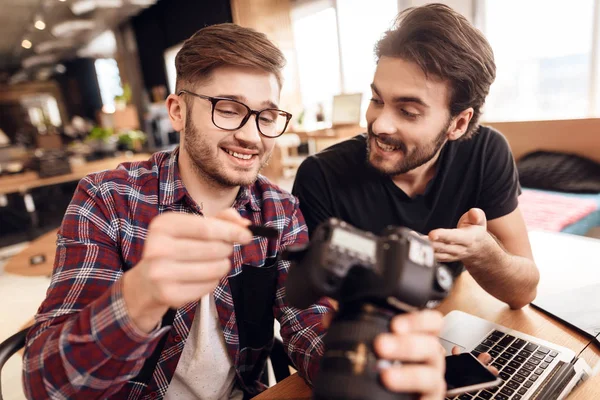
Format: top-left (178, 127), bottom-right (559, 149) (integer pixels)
top-left (166, 93), bottom-right (186, 132)
top-left (447, 107), bottom-right (474, 141)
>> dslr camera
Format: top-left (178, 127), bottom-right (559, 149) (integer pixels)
top-left (283, 218), bottom-right (454, 400)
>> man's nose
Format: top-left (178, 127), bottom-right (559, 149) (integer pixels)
top-left (235, 113), bottom-right (262, 144)
top-left (371, 108), bottom-right (398, 135)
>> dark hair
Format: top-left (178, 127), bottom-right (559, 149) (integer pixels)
top-left (175, 23), bottom-right (285, 93)
top-left (375, 3), bottom-right (496, 139)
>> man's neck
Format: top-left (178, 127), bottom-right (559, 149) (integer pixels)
top-left (178, 150), bottom-right (240, 217)
top-left (390, 151), bottom-right (442, 198)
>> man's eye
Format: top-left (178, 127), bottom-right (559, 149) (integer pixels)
top-left (217, 109), bottom-right (239, 116)
top-left (370, 98), bottom-right (383, 105)
top-left (259, 117), bottom-right (275, 124)
top-left (401, 109), bottom-right (418, 119)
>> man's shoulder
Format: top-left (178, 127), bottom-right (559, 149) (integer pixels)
top-left (469, 124), bottom-right (510, 147)
top-left (80, 151), bottom-right (167, 193)
top-left (253, 175), bottom-right (300, 210)
top-left (455, 124), bottom-right (512, 157)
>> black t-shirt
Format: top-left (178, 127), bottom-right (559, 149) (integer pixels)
top-left (292, 125), bottom-right (521, 239)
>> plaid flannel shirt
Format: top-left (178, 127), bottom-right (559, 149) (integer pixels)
top-left (23, 149), bottom-right (332, 399)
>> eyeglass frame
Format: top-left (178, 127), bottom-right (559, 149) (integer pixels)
top-left (177, 89), bottom-right (293, 138)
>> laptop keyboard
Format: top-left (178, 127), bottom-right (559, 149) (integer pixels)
top-left (446, 330), bottom-right (560, 400)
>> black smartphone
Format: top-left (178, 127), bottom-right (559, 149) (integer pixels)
top-left (445, 353), bottom-right (502, 396)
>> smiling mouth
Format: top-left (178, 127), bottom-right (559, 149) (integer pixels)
top-left (375, 138), bottom-right (401, 152)
top-left (222, 148), bottom-right (255, 160)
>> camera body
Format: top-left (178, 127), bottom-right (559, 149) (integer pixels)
top-left (283, 218), bottom-right (454, 400)
top-left (284, 218), bottom-right (453, 311)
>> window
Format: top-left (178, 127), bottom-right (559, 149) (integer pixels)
top-left (21, 94), bottom-right (62, 131)
top-left (481, 0), bottom-right (598, 121)
top-left (95, 58), bottom-right (123, 113)
top-left (291, 0), bottom-right (398, 127)
top-left (292, 0), bottom-right (600, 123)
top-left (336, 0), bottom-right (398, 125)
top-left (291, 0), bottom-right (341, 127)
top-left (164, 43), bottom-right (183, 95)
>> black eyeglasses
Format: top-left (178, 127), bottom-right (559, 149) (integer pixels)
top-left (178, 90), bottom-right (292, 138)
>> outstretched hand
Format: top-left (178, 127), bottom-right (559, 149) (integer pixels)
top-left (428, 208), bottom-right (494, 264)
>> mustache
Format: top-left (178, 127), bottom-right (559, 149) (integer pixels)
top-left (219, 141), bottom-right (261, 153)
top-left (367, 126), bottom-right (407, 152)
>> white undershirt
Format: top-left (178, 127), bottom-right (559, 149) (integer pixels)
top-left (164, 294), bottom-right (243, 400)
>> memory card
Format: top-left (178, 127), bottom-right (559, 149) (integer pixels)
top-left (248, 225), bottom-right (279, 239)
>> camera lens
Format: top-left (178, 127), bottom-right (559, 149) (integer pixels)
top-left (313, 303), bottom-right (418, 400)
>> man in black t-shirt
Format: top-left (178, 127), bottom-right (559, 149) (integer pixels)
top-left (293, 4), bottom-right (539, 310)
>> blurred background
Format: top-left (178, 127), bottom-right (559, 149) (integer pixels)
top-left (0, 1), bottom-right (599, 398)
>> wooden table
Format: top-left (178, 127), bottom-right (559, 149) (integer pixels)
top-left (289, 125), bottom-right (363, 154)
top-left (0, 153), bottom-right (151, 195)
top-left (3, 229), bottom-right (58, 277)
top-left (256, 232), bottom-right (600, 399)
top-left (0, 153), bottom-right (151, 236)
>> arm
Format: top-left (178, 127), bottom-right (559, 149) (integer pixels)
top-left (430, 131), bottom-right (539, 309)
top-left (478, 207), bottom-right (538, 308)
top-left (273, 201), bottom-right (334, 385)
top-left (23, 177), bottom-right (168, 400)
top-left (430, 207), bottom-right (539, 309)
top-left (23, 179), bottom-right (253, 399)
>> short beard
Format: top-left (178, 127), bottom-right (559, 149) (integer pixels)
top-left (183, 107), bottom-right (271, 188)
top-left (366, 120), bottom-right (450, 176)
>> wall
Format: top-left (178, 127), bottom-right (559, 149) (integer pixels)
top-left (131, 0), bottom-right (233, 95)
top-left (486, 119), bottom-right (600, 163)
top-left (400, 0), bottom-right (475, 22)
top-left (230, 0), bottom-right (303, 116)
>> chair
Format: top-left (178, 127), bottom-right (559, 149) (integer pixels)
top-left (0, 328), bottom-right (291, 399)
top-left (0, 327), bottom-right (30, 400)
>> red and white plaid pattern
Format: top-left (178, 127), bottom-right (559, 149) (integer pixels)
top-left (23, 149), bottom-right (332, 399)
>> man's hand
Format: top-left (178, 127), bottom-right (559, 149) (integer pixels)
top-left (451, 347), bottom-right (499, 376)
top-left (122, 209), bottom-right (253, 332)
top-left (428, 208), bottom-right (495, 264)
top-left (373, 310), bottom-right (446, 400)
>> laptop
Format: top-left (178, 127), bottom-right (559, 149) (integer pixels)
top-left (441, 311), bottom-right (591, 400)
top-left (532, 283), bottom-right (600, 342)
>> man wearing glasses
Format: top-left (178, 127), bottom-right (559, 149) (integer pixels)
top-left (23, 23), bottom-right (448, 400)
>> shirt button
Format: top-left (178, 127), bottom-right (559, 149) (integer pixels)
top-left (174, 334), bottom-right (182, 343)
top-left (149, 392), bottom-right (157, 399)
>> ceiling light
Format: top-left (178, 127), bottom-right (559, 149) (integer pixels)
top-left (71, 0), bottom-right (123, 15)
top-left (70, 0), bottom-right (95, 14)
top-left (22, 54), bottom-right (57, 69)
top-left (22, 40), bottom-right (33, 49)
top-left (36, 67), bottom-right (53, 81)
top-left (59, 0), bottom-right (67, 2)
top-left (77, 30), bottom-right (116, 57)
top-left (35, 40), bottom-right (74, 53)
top-left (129, 0), bottom-right (156, 5)
top-left (9, 71), bottom-right (28, 85)
top-left (35, 20), bottom-right (46, 30)
top-left (51, 20), bottom-right (96, 37)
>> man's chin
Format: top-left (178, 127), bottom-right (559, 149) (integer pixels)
top-left (218, 168), bottom-right (260, 187)
top-left (368, 153), bottom-right (404, 175)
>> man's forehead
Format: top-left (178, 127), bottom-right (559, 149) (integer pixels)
top-left (373, 56), bottom-right (450, 104)
top-left (195, 66), bottom-right (281, 105)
